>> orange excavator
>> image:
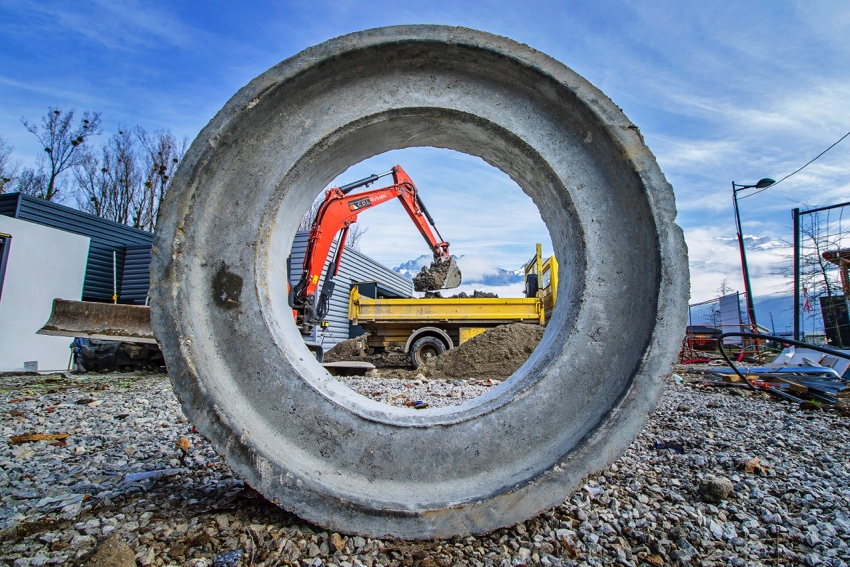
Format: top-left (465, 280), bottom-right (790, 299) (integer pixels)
top-left (291, 165), bottom-right (462, 336)
top-left (39, 165), bottom-right (460, 367)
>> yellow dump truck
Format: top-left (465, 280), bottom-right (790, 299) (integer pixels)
top-left (349, 245), bottom-right (557, 366)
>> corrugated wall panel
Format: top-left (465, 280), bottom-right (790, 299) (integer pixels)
top-left (0, 196), bottom-right (411, 340)
top-left (121, 245), bottom-right (152, 304)
top-left (0, 193), bottom-right (153, 302)
top-left (289, 231), bottom-right (412, 351)
top-left (0, 194), bottom-right (20, 217)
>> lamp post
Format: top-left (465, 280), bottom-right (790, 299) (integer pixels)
top-left (732, 178), bottom-right (775, 335)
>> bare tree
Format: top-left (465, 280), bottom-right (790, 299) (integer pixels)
top-left (0, 136), bottom-right (17, 194)
top-left (74, 126), bottom-right (185, 231)
top-left (802, 212), bottom-right (847, 345)
top-left (15, 168), bottom-right (49, 197)
top-left (75, 129), bottom-right (140, 225)
top-left (20, 107), bottom-right (102, 201)
top-left (298, 194), bottom-right (325, 232)
top-left (346, 224), bottom-right (369, 251)
top-left (74, 149), bottom-right (112, 217)
top-left (133, 127), bottom-right (185, 231)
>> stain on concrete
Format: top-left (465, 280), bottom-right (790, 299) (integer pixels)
top-left (213, 264), bottom-right (243, 309)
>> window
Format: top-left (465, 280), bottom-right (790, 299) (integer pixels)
top-left (0, 233), bottom-right (10, 302)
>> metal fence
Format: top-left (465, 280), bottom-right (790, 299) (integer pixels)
top-left (793, 201), bottom-right (850, 346)
top-left (687, 292), bottom-right (751, 351)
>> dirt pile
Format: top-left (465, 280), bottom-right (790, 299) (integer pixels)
top-left (423, 323), bottom-right (544, 380)
top-left (323, 336), bottom-right (365, 363)
top-left (412, 257), bottom-right (462, 291)
top-left (323, 335), bottom-right (415, 369)
top-left (424, 290), bottom-right (499, 298)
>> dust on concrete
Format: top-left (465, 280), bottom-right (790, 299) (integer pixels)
top-left (423, 323), bottom-right (544, 380)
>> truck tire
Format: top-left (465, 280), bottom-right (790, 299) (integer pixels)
top-left (524, 273), bottom-right (539, 298)
top-left (150, 26), bottom-right (688, 540)
top-left (410, 336), bottom-right (447, 367)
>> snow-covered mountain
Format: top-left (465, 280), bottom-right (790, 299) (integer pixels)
top-left (393, 255), bottom-right (433, 280)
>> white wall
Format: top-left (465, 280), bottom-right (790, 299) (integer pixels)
top-left (0, 216), bottom-right (90, 372)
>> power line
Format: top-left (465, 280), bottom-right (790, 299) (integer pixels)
top-left (739, 128), bottom-right (850, 200)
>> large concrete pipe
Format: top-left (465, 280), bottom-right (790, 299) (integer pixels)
top-left (150, 25), bottom-right (688, 539)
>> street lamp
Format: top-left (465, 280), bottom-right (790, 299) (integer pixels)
top-left (732, 178), bottom-right (775, 335)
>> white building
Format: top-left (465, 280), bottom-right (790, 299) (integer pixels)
top-left (0, 216), bottom-right (90, 371)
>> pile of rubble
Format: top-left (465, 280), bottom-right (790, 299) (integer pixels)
top-left (423, 323), bottom-right (544, 380)
top-left (325, 322), bottom-right (544, 382)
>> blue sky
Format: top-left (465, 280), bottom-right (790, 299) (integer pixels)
top-left (2, 1), bottom-right (849, 320)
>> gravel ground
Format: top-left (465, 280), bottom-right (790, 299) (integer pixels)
top-left (1, 368), bottom-right (849, 567)
top-left (335, 375), bottom-right (497, 409)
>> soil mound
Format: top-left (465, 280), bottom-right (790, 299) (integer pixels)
top-left (424, 323), bottom-right (544, 380)
top-left (323, 335), bottom-right (414, 368)
top-left (424, 290), bottom-right (499, 299)
top-left (323, 336), bottom-right (364, 363)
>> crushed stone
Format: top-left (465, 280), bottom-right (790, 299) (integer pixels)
top-left (2, 368), bottom-right (850, 567)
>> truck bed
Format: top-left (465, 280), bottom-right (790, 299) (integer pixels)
top-left (349, 287), bottom-right (545, 353)
top-left (350, 293), bottom-right (544, 325)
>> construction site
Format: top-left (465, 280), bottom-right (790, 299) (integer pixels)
top-left (1, 22), bottom-right (850, 567)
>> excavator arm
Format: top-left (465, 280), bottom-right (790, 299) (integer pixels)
top-left (291, 165), bottom-right (461, 333)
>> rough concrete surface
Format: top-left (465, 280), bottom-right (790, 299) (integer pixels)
top-left (149, 25), bottom-right (689, 538)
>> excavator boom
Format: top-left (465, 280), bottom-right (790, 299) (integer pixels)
top-left (39, 166), bottom-right (461, 346)
top-left (291, 165), bottom-right (461, 333)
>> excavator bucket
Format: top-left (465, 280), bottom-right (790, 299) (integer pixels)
top-left (38, 299), bottom-right (157, 344)
top-left (413, 257), bottom-right (462, 291)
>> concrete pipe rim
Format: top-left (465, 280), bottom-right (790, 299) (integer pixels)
top-left (150, 25), bottom-right (688, 539)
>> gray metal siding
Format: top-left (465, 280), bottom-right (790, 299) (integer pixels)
top-left (0, 193), bottom-right (153, 302)
top-left (290, 231), bottom-right (412, 350)
top-left (121, 245), bottom-right (153, 304)
top-left (0, 194), bottom-right (20, 217)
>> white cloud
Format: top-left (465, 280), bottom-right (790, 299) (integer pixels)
top-left (415, 282), bottom-right (526, 300)
top-left (455, 255), bottom-right (504, 282)
top-left (685, 226), bottom-right (792, 303)
top-left (328, 148), bottom-right (553, 271)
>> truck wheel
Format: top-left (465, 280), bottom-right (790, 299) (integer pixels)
top-left (524, 273), bottom-right (539, 298)
top-left (151, 26), bottom-right (688, 540)
top-left (410, 336), bottom-right (447, 367)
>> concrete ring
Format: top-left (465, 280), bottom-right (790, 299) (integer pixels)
top-left (151, 25), bottom-right (688, 539)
